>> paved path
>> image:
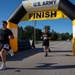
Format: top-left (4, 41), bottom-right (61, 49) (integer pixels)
top-left (0, 41), bottom-right (75, 75)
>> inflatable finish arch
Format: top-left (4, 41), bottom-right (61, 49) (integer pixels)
top-left (7, 0), bottom-right (75, 54)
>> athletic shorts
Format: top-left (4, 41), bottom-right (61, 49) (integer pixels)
top-left (42, 40), bottom-right (49, 47)
top-left (0, 43), bottom-right (11, 51)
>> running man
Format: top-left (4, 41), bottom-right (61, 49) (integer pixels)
top-left (41, 28), bottom-right (51, 57)
top-left (0, 21), bottom-right (14, 70)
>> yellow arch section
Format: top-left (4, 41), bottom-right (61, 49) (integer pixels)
top-left (7, 22), bottom-right (18, 52)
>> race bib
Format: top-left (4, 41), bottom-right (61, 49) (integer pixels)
top-left (3, 44), bottom-right (9, 49)
top-left (44, 37), bottom-right (47, 40)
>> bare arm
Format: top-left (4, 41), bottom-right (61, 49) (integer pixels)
top-left (9, 35), bottom-right (14, 39)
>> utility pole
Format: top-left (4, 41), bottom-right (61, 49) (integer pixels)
top-left (34, 20), bottom-right (36, 44)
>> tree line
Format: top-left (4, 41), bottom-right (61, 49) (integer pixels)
top-left (18, 25), bottom-right (72, 41)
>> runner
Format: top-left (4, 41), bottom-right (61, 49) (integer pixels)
top-left (0, 21), bottom-right (14, 70)
top-left (41, 28), bottom-right (51, 57)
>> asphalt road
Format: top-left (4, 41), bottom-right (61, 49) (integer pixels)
top-left (0, 41), bottom-right (75, 75)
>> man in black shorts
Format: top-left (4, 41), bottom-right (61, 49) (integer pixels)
top-left (41, 28), bottom-right (51, 57)
top-left (0, 21), bottom-right (14, 70)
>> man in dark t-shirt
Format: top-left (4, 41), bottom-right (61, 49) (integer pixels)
top-left (41, 28), bottom-right (51, 57)
top-left (0, 28), bottom-right (13, 45)
top-left (0, 21), bottom-right (14, 70)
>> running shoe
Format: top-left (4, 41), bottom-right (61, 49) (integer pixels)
top-left (0, 64), bottom-right (6, 70)
top-left (45, 53), bottom-right (48, 57)
top-left (49, 49), bottom-right (51, 52)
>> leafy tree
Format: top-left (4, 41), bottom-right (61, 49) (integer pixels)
top-left (70, 33), bottom-right (73, 40)
top-left (18, 26), bottom-right (25, 39)
top-left (18, 25), bottom-right (72, 41)
top-left (24, 26), bottom-right (34, 39)
top-left (60, 32), bottom-right (72, 40)
top-left (60, 33), bottom-right (67, 40)
top-left (36, 28), bottom-right (42, 40)
top-left (51, 30), bottom-right (59, 40)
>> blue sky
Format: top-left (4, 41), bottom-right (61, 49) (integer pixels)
top-left (0, 0), bottom-right (75, 34)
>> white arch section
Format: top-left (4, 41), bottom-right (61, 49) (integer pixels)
top-left (22, 0), bottom-right (60, 12)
